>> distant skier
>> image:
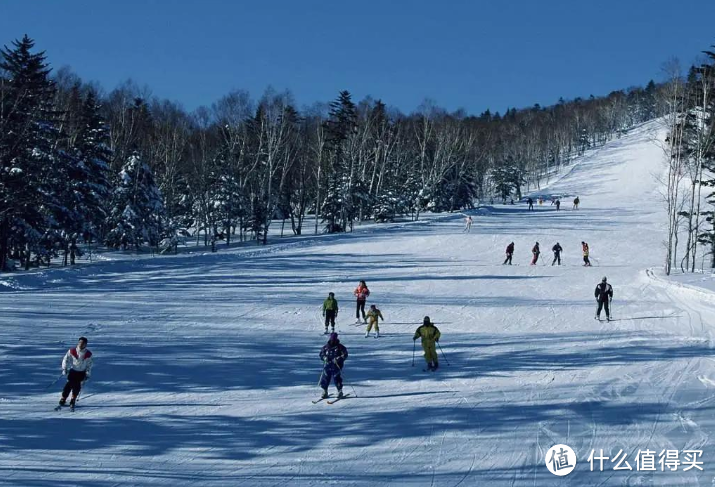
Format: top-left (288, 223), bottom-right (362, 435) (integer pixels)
top-left (322, 292), bottom-right (339, 334)
top-left (365, 304), bottom-right (384, 338)
top-left (527, 197), bottom-right (534, 211)
top-left (551, 242), bottom-right (563, 266)
top-left (463, 215), bottom-right (473, 233)
top-left (354, 280), bottom-right (370, 323)
top-left (594, 277), bottom-right (613, 321)
top-left (555, 199), bottom-right (561, 211)
top-left (503, 242), bottom-right (515, 265)
top-left (58, 336), bottom-right (93, 410)
top-left (319, 332), bottom-right (348, 399)
top-left (538, 197), bottom-right (544, 206)
top-left (582, 241), bottom-right (591, 266)
top-left (531, 242), bottom-right (541, 265)
top-left (573, 196), bottom-right (580, 210)
top-left (413, 316), bottom-right (441, 371)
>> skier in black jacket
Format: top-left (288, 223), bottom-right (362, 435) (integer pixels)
top-left (594, 277), bottom-right (614, 321)
top-left (552, 243), bottom-right (563, 266)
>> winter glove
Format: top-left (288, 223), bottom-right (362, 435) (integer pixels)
top-left (435, 338), bottom-right (439, 342)
top-left (322, 312), bottom-right (325, 317)
top-left (62, 369), bottom-right (68, 376)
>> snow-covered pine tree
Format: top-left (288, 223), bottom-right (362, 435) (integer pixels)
top-left (105, 153), bottom-right (165, 250)
top-left (322, 91), bottom-right (357, 233)
top-left (72, 89), bottom-right (112, 244)
top-left (0, 35), bottom-right (63, 271)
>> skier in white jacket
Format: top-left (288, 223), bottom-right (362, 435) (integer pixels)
top-left (59, 337), bottom-right (93, 408)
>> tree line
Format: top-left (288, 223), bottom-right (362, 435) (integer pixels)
top-left (663, 50), bottom-right (715, 274)
top-left (1, 35), bottom-right (668, 271)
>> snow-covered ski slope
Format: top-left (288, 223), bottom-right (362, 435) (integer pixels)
top-left (2, 120), bottom-right (715, 486)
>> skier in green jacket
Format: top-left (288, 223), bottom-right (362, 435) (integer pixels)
top-left (322, 292), bottom-right (339, 334)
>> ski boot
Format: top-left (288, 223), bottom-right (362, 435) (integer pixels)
top-left (365, 332), bottom-right (369, 338)
top-left (337, 389), bottom-right (345, 399)
top-left (321, 389), bottom-right (329, 399)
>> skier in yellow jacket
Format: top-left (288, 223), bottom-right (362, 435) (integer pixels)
top-left (365, 304), bottom-right (384, 338)
top-left (413, 316), bottom-right (441, 370)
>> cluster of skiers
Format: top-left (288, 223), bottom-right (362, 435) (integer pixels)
top-left (524, 196), bottom-right (580, 212)
top-left (53, 188), bottom-right (608, 405)
top-left (316, 279), bottom-right (445, 399)
top-left (503, 241), bottom-right (591, 266)
top-left (526, 197), bottom-right (562, 211)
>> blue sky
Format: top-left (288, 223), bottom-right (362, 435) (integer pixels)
top-left (2, 0), bottom-right (715, 114)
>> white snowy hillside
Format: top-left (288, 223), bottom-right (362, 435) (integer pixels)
top-left (2, 119), bottom-right (715, 486)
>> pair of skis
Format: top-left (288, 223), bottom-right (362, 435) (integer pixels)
top-left (312, 394), bottom-right (352, 405)
top-left (54, 403), bottom-right (76, 412)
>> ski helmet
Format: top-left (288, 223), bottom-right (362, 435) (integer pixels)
top-left (602, 277), bottom-right (607, 282)
top-left (329, 292), bottom-right (335, 297)
top-left (423, 316), bottom-right (431, 325)
top-left (329, 332), bottom-right (338, 342)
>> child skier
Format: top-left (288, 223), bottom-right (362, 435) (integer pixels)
top-left (365, 304), bottom-right (384, 338)
top-left (58, 336), bottom-right (93, 410)
top-left (413, 316), bottom-right (441, 371)
top-left (464, 215), bottom-right (473, 233)
top-left (319, 332), bottom-right (349, 399)
top-left (322, 292), bottom-right (339, 334)
top-left (531, 242), bottom-right (541, 265)
top-left (503, 242), bottom-right (515, 265)
top-left (354, 280), bottom-right (370, 323)
top-left (582, 241), bottom-right (591, 266)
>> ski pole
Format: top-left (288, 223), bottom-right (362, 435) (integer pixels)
top-left (317, 364), bottom-right (326, 387)
top-left (609, 296), bottom-right (613, 320)
top-left (45, 374), bottom-right (64, 390)
top-left (412, 339), bottom-right (416, 367)
top-left (437, 342), bottom-right (450, 366)
top-left (338, 367), bottom-right (358, 398)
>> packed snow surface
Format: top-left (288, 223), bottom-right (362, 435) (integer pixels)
top-left (1, 121), bottom-right (714, 486)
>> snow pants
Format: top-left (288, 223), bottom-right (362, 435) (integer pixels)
top-left (583, 256), bottom-right (591, 266)
top-left (366, 316), bottom-right (380, 333)
top-left (320, 364), bottom-right (343, 391)
top-left (324, 310), bottom-right (336, 328)
top-left (503, 253), bottom-right (513, 265)
top-left (552, 253), bottom-right (561, 265)
top-left (596, 299), bottom-right (610, 318)
top-left (62, 369), bottom-right (86, 400)
top-left (531, 253), bottom-right (540, 265)
top-left (356, 299), bottom-right (366, 320)
top-left (422, 341), bottom-right (438, 365)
